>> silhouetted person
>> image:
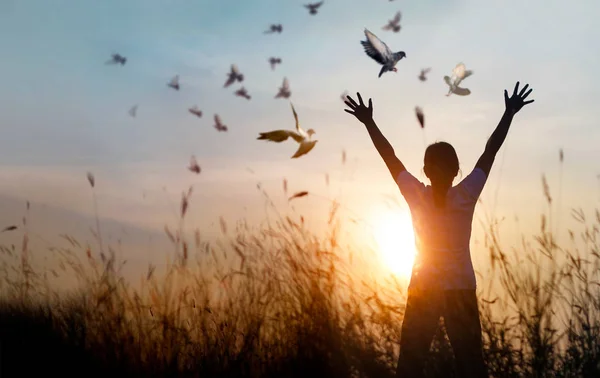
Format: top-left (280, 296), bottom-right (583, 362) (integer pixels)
top-left (344, 82), bottom-right (534, 378)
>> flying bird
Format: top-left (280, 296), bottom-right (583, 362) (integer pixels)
top-left (224, 64), bottom-right (244, 88)
top-left (415, 106), bottom-right (425, 128)
top-left (382, 11), bottom-right (401, 33)
top-left (443, 63), bottom-right (473, 96)
top-left (257, 103), bottom-right (317, 159)
top-left (275, 77), bottom-right (291, 99)
top-left (264, 24), bottom-right (283, 34)
top-left (188, 106), bottom-right (202, 118)
top-left (360, 28), bottom-right (406, 78)
top-left (268, 57), bottom-right (282, 70)
top-left (106, 53), bottom-right (126, 65)
top-left (167, 75), bottom-right (180, 91)
top-left (418, 68), bottom-right (431, 81)
top-left (304, 1), bottom-right (324, 15)
top-left (188, 156), bottom-right (201, 174)
top-left (235, 87), bottom-right (251, 100)
top-left (214, 115), bottom-right (228, 132)
top-left (129, 105), bottom-right (138, 118)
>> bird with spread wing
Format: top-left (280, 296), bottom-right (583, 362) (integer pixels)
top-left (418, 67), bottom-right (431, 81)
top-left (214, 115), bottom-right (228, 132)
top-left (382, 11), bottom-right (401, 33)
top-left (275, 77), bottom-right (291, 99)
top-left (106, 53), bottom-right (126, 65)
top-left (304, 1), bottom-right (324, 15)
top-left (235, 87), bottom-right (251, 100)
top-left (167, 75), bottom-right (180, 90)
top-left (257, 103), bottom-right (317, 159)
top-left (360, 28), bottom-right (406, 78)
top-left (188, 106), bottom-right (202, 118)
top-left (268, 57), bottom-right (282, 70)
top-left (444, 63), bottom-right (473, 96)
top-left (264, 24), bottom-right (283, 34)
top-left (224, 64), bottom-right (244, 88)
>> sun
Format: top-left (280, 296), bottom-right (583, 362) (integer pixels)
top-left (371, 209), bottom-right (417, 278)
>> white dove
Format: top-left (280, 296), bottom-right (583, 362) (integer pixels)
top-left (382, 11), bottom-right (401, 33)
top-left (224, 64), bottom-right (244, 88)
top-left (167, 75), bottom-right (180, 91)
top-left (444, 63), bottom-right (473, 96)
top-left (361, 28), bottom-right (406, 78)
top-left (257, 103), bottom-right (317, 159)
top-left (275, 77), bottom-right (291, 99)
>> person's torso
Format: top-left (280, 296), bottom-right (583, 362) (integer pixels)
top-left (408, 186), bottom-right (478, 290)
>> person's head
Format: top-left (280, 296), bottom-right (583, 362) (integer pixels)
top-left (423, 141), bottom-right (459, 186)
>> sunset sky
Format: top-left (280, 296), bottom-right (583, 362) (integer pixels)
top-left (0, 0), bottom-right (598, 284)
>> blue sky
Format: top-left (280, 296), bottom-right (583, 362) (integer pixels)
top-left (0, 0), bottom-right (599, 281)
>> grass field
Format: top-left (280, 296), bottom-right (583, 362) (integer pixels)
top-left (1, 182), bottom-right (599, 378)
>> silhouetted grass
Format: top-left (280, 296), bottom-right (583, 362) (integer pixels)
top-left (1, 179), bottom-right (599, 378)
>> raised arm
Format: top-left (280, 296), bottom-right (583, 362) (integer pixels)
top-left (344, 92), bottom-right (406, 180)
top-left (475, 82), bottom-right (534, 176)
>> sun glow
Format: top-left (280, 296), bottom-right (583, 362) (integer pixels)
top-left (371, 209), bottom-right (417, 278)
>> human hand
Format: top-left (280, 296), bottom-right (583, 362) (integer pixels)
top-left (505, 81), bottom-right (534, 115)
top-left (344, 92), bottom-right (373, 124)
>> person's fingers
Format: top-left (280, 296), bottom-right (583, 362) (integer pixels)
top-left (519, 84), bottom-right (529, 97)
top-left (357, 92), bottom-right (364, 106)
top-left (344, 109), bottom-right (355, 115)
top-left (368, 98), bottom-right (372, 109)
top-left (522, 88), bottom-right (533, 100)
top-left (523, 99), bottom-right (535, 105)
top-left (512, 82), bottom-right (519, 97)
top-left (346, 96), bottom-right (358, 107)
top-left (344, 101), bottom-right (356, 109)
top-left (504, 89), bottom-right (509, 102)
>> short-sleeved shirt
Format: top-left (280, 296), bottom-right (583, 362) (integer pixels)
top-left (396, 168), bottom-right (488, 290)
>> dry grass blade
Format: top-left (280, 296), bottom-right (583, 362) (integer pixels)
top-left (164, 225), bottom-right (176, 243)
top-left (234, 245), bottom-right (246, 269)
top-left (194, 229), bottom-right (201, 248)
top-left (86, 172), bottom-right (95, 188)
top-left (146, 264), bottom-right (155, 280)
top-left (219, 216), bottom-right (228, 235)
top-left (181, 192), bottom-right (189, 218)
top-left (541, 174), bottom-right (552, 204)
top-left (1, 225), bottom-right (18, 233)
top-left (559, 148), bottom-right (564, 163)
top-left (288, 191), bottom-right (309, 201)
top-left (283, 178), bottom-right (288, 195)
top-left (342, 149), bottom-right (347, 165)
top-left (183, 242), bottom-right (188, 263)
